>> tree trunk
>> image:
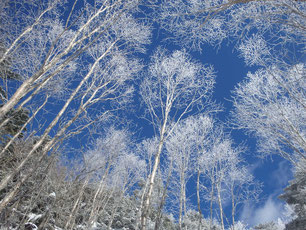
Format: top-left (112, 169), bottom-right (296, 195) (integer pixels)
top-left (140, 111), bottom-right (169, 230)
top-left (216, 183), bottom-right (225, 230)
top-left (88, 162), bottom-right (112, 226)
top-left (196, 169), bottom-right (203, 230)
top-left (209, 177), bottom-right (215, 230)
top-left (0, 41), bottom-right (115, 193)
top-left (65, 177), bottom-right (89, 230)
top-left (0, 77), bottom-right (34, 120)
top-left (154, 160), bottom-right (173, 230)
top-left (231, 183), bottom-right (235, 230)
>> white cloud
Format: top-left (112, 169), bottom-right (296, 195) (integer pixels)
top-left (240, 196), bottom-right (285, 226)
top-left (239, 160), bottom-right (293, 227)
top-left (253, 197), bottom-right (283, 224)
top-left (270, 160), bottom-right (292, 189)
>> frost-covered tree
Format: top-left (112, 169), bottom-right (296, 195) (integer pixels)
top-left (0, 136), bottom-right (58, 228)
top-left (165, 115), bottom-right (214, 229)
top-left (254, 220), bottom-right (286, 230)
top-left (0, 0), bottom-right (150, 118)
top-left (181, 209), bottom-right (222, 230)
top-left (166, 123), bottom-right (196, 229)
top-left (164, 114), bottom-right (256, 230)
top-left (201, 135), bottom-right (236, 230)
top-left (0, 0), bottom-right (150, 213)
top-left (157, 0), bottom-right (305, 57)
top-left (229, 221), bottom-right (248, 230)
top-left (231, 64), bottom-right (305, 164)
top-left (135, 136), bottom-right (176, 230)
top-left (198, 126), bottom-right (259, 230)
top-left (185, 115), bottom-right (215, 229)
top-left (83, 127), bottom-right (132, 226)
top-left (225, 164), bottom-right (261, 228)
top-left (139, 47), bottom-right (215, 229)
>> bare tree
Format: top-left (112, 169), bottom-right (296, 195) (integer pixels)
top-left (199, 128), bottom-right (252, 230)
top-left (231, 64), bottom-right (305, 165)
top-left (135, 137), bottom-right (159, 226)
top-left (0, 0), bottom-right (150, 118)
top-left (139, 48), bottom-right (215, 229)
top-left (0, 0), bottom-right (151, 213)
top-left (165, 115), bottom-right (214, 230)
top-left (82, 127), bottom-right (131, 227)
top-left (135, 137), bottom-right (173, 229)
top-left (106, 152), bottom-right (146, 229)
top-left (154, 156), bottom-right (174, 230)
top-left (225, 165), bottom-right (261, 229)
top-left (157, 0), bottom-right (305, 52)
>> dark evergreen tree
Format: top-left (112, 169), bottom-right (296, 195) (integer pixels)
top-left (280, 158), bottom-right (306, 230)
